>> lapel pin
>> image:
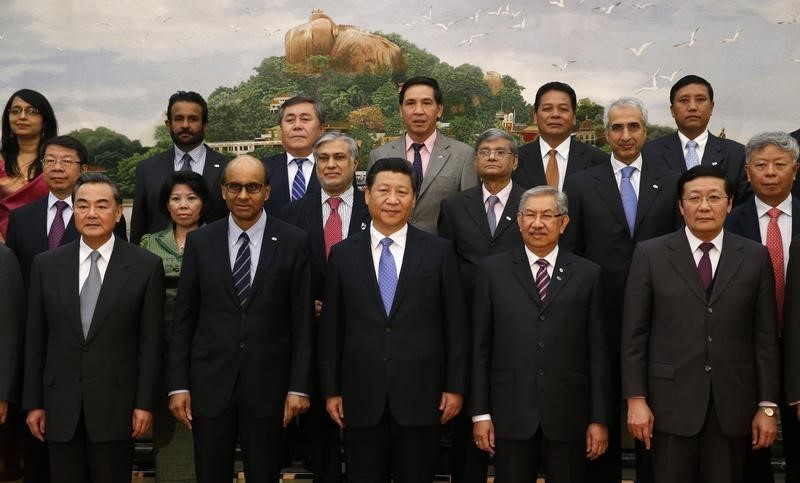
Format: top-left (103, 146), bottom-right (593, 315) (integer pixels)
top-left (556, 276), bottom-right (562, 281)
top-left (437, 155), bottom-right (444, 158)
top-left (711, 162), bottom-right (719, 166)
top-left (505, 216), bottom-right (512, 221)
top-left (361, 222), bottom-right (367, 230)
top-left (652, 184), bottom-right (659, 189)
top-left (214, 164), bottom-right (220, 168)
top-left (558, 267), bottom-right (564, 273)
top-left (271, 236), bottom-right (277, 241)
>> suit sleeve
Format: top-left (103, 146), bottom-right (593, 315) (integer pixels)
top-left (441, 240), bottom-right (469, 394)
top-left (437, 199), bottom-right (455, 241)
top-left (22, 257), bottom-right (47, 410)
top-left (620, 243), bottom-right (654, 399)
top-left (0, 248), bottom-right (24, 403)
top-left (470, 261), bottom-right (493, 416)
top-left (135, 254), bottom-right (165, 411)
top-left (167, 233), bottom-right (201, 392)
top-left (785, 237), bottom-right (800, 403)
top-left (287, 232), bottom-right (314, 395)
top-left (130, 161), bottom-right (148, 244)
top-left (318, 245), bottom-right (345, 398)
top-left (753, 248), bottom-right (780, 403)
top-left (588, 264), bottom-right (611, 424)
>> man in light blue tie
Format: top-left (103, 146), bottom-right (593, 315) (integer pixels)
top-left (319, 157), bottom-right (469, 483)
top-left (563, 97), bottom-right (682, 483)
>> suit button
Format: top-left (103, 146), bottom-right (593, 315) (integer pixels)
top-left (539, 315), bottom-right (546, 321)
top-left (489, 242), bottom-right (496, 247)
top-left (239, 342), bottom-right (246, 349)
top-left (385, 326), bottom-right (391, 333)
top-left (383, 356), bottom-right (389, 362)
top-left (82, 346), bottom-right (89, 352)
top-left (538, 342), bottom-right (544, 348)
top-left (241, 314), bottom-right (246, 319)
top-left (707, 307), bottom-right (713, 314)
top-left (538, 369), bottom-right (544, 376)
top-left (704, 365), bottom-right (711, 372)
top-left (707, 336), bottom-right (713, 342)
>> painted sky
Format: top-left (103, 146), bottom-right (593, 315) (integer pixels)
top-left (1, 0), bottom-right (798, 145)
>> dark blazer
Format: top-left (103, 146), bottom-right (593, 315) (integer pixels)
top-left (562, 161), bottom-right (682, 351)
top-left (471, 247), bottom-right (610, 442)
top-left (513, 137), bottom-right (608, 190)
top-left (167, 215), bottom-right (313, 418)
top-left (726, 196), bottom-right (800, 242)
top-left (784, 233), bottom-right (800, 403)
top-left (621, 230), bottom-right (779, 437)
top-left (437, 183), bottom-right (525, 296)
top-left (642, 131), bottom-right (750, 204)
top-left (279, 187), bottom-right (370, 299)
top-left (130, 146), bottom-right (228, 244)
top-left (6, 196), bottom-right (128, 287)
top-left (318, 224), bottom-right (469, 427)
top-left (0, 245), bottom-right (24, 405)
top-left (263, 152), bottom-right (321, 216)
top-left (22, 239), bottom-right (164, 442)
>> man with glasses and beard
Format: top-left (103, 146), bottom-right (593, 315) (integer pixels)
top-left (130, 91), bottom-right (228, 244)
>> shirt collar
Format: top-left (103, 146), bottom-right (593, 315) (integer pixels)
top-left (405, 130), bottom-right (438, 155)
top-left (174, 144), bottom-right (206, 163)
top-left (228, 209), bottom-right (267, 243)
top-left (610, 154), bottom-right (643, 174)
top-left (685, 226), bottom-right (725, 254)
top-left (754, 194), bottom-right (793, 218)
top-left (48, 191), bottom-right (73, 209)
top-left (539, 137), bottom-right (571, 161)
top-left (286, 152), bottom-right (315, 165)
top-left (321, 186), bottom-right (354, 207)
top-left (524, 244), bottom-right (559, 269)
top-left (677, 130), bottom-right (710, 151)
top-left (370, 222), bottom-right (408, 251)
top-left (79, 234), bottom-right (115, 262)
top-left (482, 180), bottom-right (514, 207)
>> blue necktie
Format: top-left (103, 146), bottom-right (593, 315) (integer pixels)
top-left (487, 195), bottom-right (500, 236)
top-left (685, 140), bottom-right (700, 169)
top-left (620, 166), bottom-right (638, 236)
top-left (291, 158), bottom-right (307, 202)
top-left (410, 143), bottom-right (424, 193)
top-left (378, 237), bottom-right (397, 316)
top-left (232, 232), bottom-right (251, 306)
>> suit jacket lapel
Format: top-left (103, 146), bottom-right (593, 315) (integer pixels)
top-left (209, 221), bottom-right (238, 303)
top-left (247, 218), bottom-right (280, 308)
top-left (493, 190), bottom-right (520, 240)
top-left (523, 139), bottom-right (547, 183)
top-left (352, 230), bottom-right (386, 317)
top-left (202, 147), bottom-right (225, 189)
top-left (273, 154), bottom-right (290, 203)
top-left (541, 250), bottom-right (572, 312)
top-left (666, 231), bottom-right (708, 304)
top-left (85, 240), bottom-right (129, 343)
top-left (708, 232), bottom-right (744, 305)
top-left (302, 191), bottom-right (326, 265)
top-left (701, 133), bottom-right (725, 168)
top-left (420, 133), bottom-right (451, 197)
top-left (389, 226), bottom-right (425, 318)
top-left (30, 198), bottom-right (50, 253)
top-left (737, 200), bottom-right (762, 242)
top-left (510, 245), bottom-right (540, 305)
top-left (634, 165), bottom-right (666, 233)
top-left (566, 138), bottom-right (589, 175)
top-left (464, 189), bottom-right (494, 240)
top-left (593, 164), bottom-right (630, 233)
top-left (58, 242), bottom-right (84, 343)
top-left (662, 133), bottom-right (688, 172)
top-left (792, 197), bottom-right (800, 236)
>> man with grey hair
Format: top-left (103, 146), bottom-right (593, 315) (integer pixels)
top-left (471, 185), bottom-right (610, 482)
top-left (563, 97), bottom-right (681, 483)
top-left (437, 127), bottom-right (525, 482)
top-left (280, 132), bottom-right (370, 482)
top-left (730, 131), bottom-right (800, 482)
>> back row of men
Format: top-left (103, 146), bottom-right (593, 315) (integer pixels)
top-left (2, 74), bottom-right (800, 483)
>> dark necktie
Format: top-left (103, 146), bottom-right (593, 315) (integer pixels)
top-left (324, 197), bottom-right (343, 259)
top-left (620, 166), bottom-right (637, 236)
top-left (535, 259), bottom-right (550, 301)
top-left (232, 232), bottom-right (251, 306)
top-left (766, 208), bottom-right (784, 331)
top-left (80, 251), bottom-right (102, 338)
top-left (545, 149), bottom-right (559, 188)
top-left (291, 158), bottom-right (307, 202)
top-left (486, 195), bottom-right (500, 236)
top-left (180, 153), bottom-right (193, 172)
top-left (698, 242), bottom-right (714, 292)
top-left (378, 238), bottom-right (397, 315)
top-left (411, 143), bottom-right (424, 193)
top-left (48, 200), bottom-right (68, 249)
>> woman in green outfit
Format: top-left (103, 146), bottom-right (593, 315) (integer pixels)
top-left (139, 170), bottom-right (211, 483)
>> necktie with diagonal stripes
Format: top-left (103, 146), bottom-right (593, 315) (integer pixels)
top-left (233, 232), bottom-right (251, 306)
top-left (535, 259), bottom-right (550, 301)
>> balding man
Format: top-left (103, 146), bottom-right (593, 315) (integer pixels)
top-left (168, 155), bottom-right (313, 483)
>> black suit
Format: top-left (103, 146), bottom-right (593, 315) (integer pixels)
top-left (642, 131), bottom-right (750, 204)
top-left (785, 235), bottom-right (800, 483)
top-left (263, 152), bottom-right (320, 216)
top-left (0, 245), bottom-right (23, 407)
top-left (563, 160), bottom-right (681, 483)
top-left (6, 196), bottom-right (128, 288)
top-left (513, 137), bottom-right (607, 190)
top-left (729, 197), bottom-right (800, 483)
top-left (168, 215), bottom-right (313, 483)
top-left (23, 238), bottom-right (164, 483)
top-left (622, 230), bottom-right (780, 482)
top-left (472, 247), bottom-right (610, 482)
top-left (130, 146), bottom-right (228, 244)
top-left (319, 224), bottom-right (469, 483)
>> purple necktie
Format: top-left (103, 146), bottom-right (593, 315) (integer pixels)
top-left (535, 259), bottom-right (550, 301)
top-left (48, 200), bottom-right (68, 250)
top-left (698, 242), bottom-right (714, 291)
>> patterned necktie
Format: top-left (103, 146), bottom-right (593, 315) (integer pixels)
top-left (232, 232), bottom-right (251, 306)
top-left (291, 158), bottom-right (308, 202)
top-left (766, 208), bottom-right (785, 331)
top-left (324, 197), bottom-right (343, 259)
top-left (48, 200), bottom-right (68, 249)
top-left (411, 143), bottom-right (424, 193)
top-left (620, 166), bottom-right (638, 236)
top-left (698, 242), bottom-right (714, 292)
top-left (80, 250), bottom-right (102, 338)
top-left (535, 259), bottom-right (550, 302)
top-left (545, 149), bottom-right (559, 188)
top-left (486, 195), bottom-right (500, 236)
top-left (378, 237), bottom-right (398, 316)
top-left (180, 153), bottom-right (193, 172)
top-left (685, 140), bottom-right (700, 169)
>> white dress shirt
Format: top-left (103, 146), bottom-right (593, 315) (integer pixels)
top-left (173, 144), bottom-right (207, 175)
top-left (47, 192), bottom-right (73, 234)
top-left (78, 235), bottom-right (115, 290)
top-left (482, 181), bottom-right (514, 224)
top-left (754, 195), bottom-right (792, 274)
top-left (227, 210), bottom-right (267, 285)
top-left (286, 153), bottom-right (316, 192)
top-left (678, 130), bottom-right (710, 166)
top-left (322, 186), bottom-right (355, 240)
top-left (685, 227), bottom-right (723, 277)
top-left (611, 155), bottom-right (643, 197)
top-left (539, 138), bottom-right (571, 192)
top-left (369, 223), bottom-right (407, 280)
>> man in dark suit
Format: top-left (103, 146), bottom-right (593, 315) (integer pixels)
top-left (319, 157), bottom-right (469, 483)
top-left (263, 96), bottom-right (323, 215)
top-left (130, 90), bottom-right (228, 243)
top-left (790, 129), bottom-right (800, 196)
top-left (513, 81), bottom-right (607, 191)
top-left (368, 77), bottom-right (478, 234)
top-left (23, 173), bottom-right (164, 483)
top-left (472, 186), bottom-right (610, 482)
top-left (563, 97), bottom-right (681, 483)
top-left (0, 245), bottom-right (23, 426)
top-left (7, 135), bottom-right (127, 288)
top-left (168, 155), bottom-right (313, 483)
top-left (280, 132), bottom-right (369, 482)
top-left (623, 165), bottom-right (780, 483)
top-left (728, 132), bottom-right (800, 483)
top-left (642, 75), bottom-right (749, 205)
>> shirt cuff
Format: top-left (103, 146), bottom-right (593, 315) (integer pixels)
top-left (759, 401), bottom-right (778, 407)
top-left (472, 414), bottom-right (491, 423)
top-left (288, 391), bottom-right (309, 398)
top-left (168, 389), bottom-right (189, 396)
top-left (790, 401), bottom-right (800, 406)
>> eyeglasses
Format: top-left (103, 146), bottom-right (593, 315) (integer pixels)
top-left (681, 194), bottom-right (729, 206)
top-left (8, 107), bottom-right (41, 117)
top-left (477, 148), bottom-right (512, 158)
top-left (519, 211), bottom-right (565, 223)
top-left (224, 182), bottom-right (263, 194)
top-left (41, 157), bottom-right (81, 168)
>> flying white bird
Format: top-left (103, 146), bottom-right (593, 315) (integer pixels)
top-left (469, 10), bottom-right (480, 22)
top-left (0, 32), bottom-right (5, 40)
top-left (791, 58), bottom-right (800, 63)
top-left (160, 15), bottom-right (172, 24)
top-left (635, 67), bottom-right (661, 94)
top-left (434, 21), bottom-right (455, 31)
top-left (56, 46), bottom-right (65, 52)
top-left (549, 0), bottom-right (565, 7)
top-left (552, 60), bottom-right (577, 71)
top-left (488, 5), bottom-right (504, 15)
top-left (594, 1), bottom-right (621, 14)
top-left (658, 68), bottom-right (683, 82)
top-left (511, 10), bottom-right (524, 17)
top-left (229, 24), bottom-right (242, 32)
top-left (264, 28), bottom-right (281, 36)
top-left (422, 5), bottom-right (433, 21)
top-left (633, 3), bottom-right (654, 8)
top-left (673, 26), bottom-right (700, 47)
top-left (628, 41), bottom-right (654, 56)
top-left (511, 15), bottom-right (527, 30)
top-left (246, 7), bottom-right (259, 15)
top-left (721, 29), bottom-right (742, 43)
top-left (458, 33), bottom-right (488, 46)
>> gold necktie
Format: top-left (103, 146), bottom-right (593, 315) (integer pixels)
top-left (546, 149), bottom-right (559, 188)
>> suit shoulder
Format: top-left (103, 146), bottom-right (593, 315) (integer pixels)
top-left (115, 238), bottom-right (162, 263)
top-left (270, 215), bottom-right (309, 241)
top-left (138, 149), bottom-right (171, 168)
top-left (444, 135), bottom-right (474, 154)
top-left (9, 196), bottom-right (46, 218)
top-left (725, 231), bottom-right (768, 252)
top-left (561, 250), bottom-right (602, 273)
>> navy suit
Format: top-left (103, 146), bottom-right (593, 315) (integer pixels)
top-left (263, 152), bottom-right (320, 216)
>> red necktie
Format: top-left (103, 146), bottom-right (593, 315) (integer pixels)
top-left (698, 242), bottom-right (714, 292)
top-left (766, 208), bottom-right (784, 331)
top-left (324, 197), bottom-right (343, 259)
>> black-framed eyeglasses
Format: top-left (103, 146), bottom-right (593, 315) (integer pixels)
top-left (224, 182), bottom-right (263, 194)
top-left (8, 107), bottom-right (40, 117)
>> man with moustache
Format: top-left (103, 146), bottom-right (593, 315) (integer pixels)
top-left (263, 96), bottom-right (323, 215)
top-left (131, 90), bottom-right (228, 244)
top-left (368, 77), bottom-right (477, 234)
top-left (513, 81), bottom-right (607, 191)
top-left (563, 98), bottom-right (681, 483)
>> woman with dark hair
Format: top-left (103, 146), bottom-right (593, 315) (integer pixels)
top-left (139, 170), bottom-right (210, 483)
top-left (0, 89), bottom-right (58, 242)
